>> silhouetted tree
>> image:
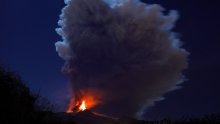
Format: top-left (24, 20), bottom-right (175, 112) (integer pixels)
top-left (0, 66), bottom-right (38, 123)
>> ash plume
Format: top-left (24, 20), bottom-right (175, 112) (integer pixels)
top-left (55, 0), bottom-right (188, 117)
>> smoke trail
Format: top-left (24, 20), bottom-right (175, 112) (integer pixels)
top-left (55, 0), bottom-right (188, 117)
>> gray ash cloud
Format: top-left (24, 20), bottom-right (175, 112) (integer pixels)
top-left (55, 0), bottom-right (188, 118)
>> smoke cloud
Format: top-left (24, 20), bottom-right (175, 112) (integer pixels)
top-left (55, 0), bottom-right (188, 117)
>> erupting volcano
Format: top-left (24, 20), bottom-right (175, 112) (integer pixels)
top-left (66, 90), bottom-right (103, 113)
top-left (55, 0), bottom-right (188, 118)
top-left (66, 99), bottom-right (87, 113)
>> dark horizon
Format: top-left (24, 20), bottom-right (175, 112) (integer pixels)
top-left (0, 0), bottom-right (220, 120)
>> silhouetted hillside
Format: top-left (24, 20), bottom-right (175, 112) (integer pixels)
top-left (0, 66), bottom-right (37, 123)
top-left (0, 66), bottom-right (54, 124)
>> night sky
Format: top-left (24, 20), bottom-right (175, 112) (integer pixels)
top-left (0, 0), bottom-right (220, 120)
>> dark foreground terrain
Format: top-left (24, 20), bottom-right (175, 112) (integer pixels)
top-left (52, 110), bottom-right (220, 124)
top-left (1, 66), bottom-right (220, 124)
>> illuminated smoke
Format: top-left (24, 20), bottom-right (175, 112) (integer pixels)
top-left (55, 0), bottom-right (188, 117)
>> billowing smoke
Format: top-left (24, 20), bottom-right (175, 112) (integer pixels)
top-left (55, 0), bottom-right (188, 117)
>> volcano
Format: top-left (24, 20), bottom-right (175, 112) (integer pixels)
top-left (64, 99), bottom-right (117, 123)
top-left (56, 0), bottom-right (188, 118)
top-left (56, 110), bottom-right (145, 124)
top-left (56, 110), bottom-right (115, 124)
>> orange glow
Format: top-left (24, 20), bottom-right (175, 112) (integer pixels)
top-left (79, 100), bottom-right (86, 111)
top-left (66, 92), bottom-right (101, 113)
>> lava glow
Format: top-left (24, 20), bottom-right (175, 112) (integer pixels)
top-left (79, 100), bottom-right (86, 111)
top-left (66, 94), bottom-right (100, 113)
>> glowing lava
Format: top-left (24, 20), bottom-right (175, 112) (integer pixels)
top-left (79, 100), bottom-right (86, 111)
top-left (66, 94), bottom-right (101, 113)
top-left (66, 90), bottom-right (104, 113)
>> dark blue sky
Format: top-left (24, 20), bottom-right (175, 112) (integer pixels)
top-left (0, 0), bottom-right (220, 119)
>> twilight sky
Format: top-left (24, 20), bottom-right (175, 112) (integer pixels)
top-left (0, 0), bottom-right (220, 119)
